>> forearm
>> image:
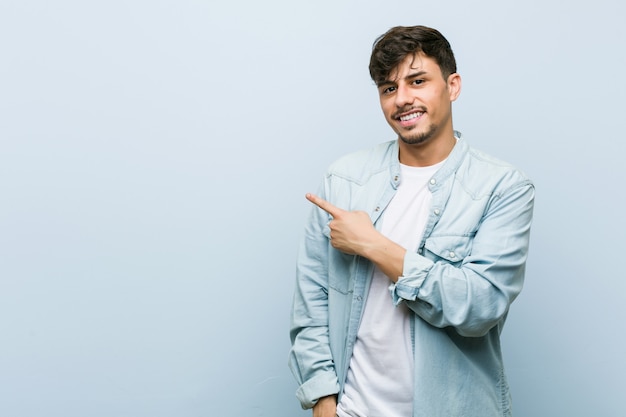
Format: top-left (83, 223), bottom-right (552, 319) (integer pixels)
top-left (393, 256), bottom-right (522, 336)
top-left (359, 233), bottom-right (406, 283)
top-left (290, 272), bottom-right (341, 408)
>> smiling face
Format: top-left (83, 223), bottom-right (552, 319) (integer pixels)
top-left (377, 52), bottom-right (461, 163)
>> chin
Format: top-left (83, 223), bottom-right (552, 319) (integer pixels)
top-left (398, 124), bottom-right (438, 146)
top-left (399, 132), bottom-right (434, 146)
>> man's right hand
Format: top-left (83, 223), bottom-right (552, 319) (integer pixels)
top-left (313, 395), bottom-right (337, 417)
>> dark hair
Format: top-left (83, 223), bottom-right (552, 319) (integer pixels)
top-left (369, 26), bottom-right (457, 85)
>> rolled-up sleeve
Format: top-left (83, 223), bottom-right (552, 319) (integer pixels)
top-left (390, 181), bottom-right (534, 337)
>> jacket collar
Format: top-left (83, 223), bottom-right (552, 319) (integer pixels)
top-left (388, 130), bottom-right (467, 189)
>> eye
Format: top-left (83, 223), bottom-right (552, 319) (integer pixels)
top-left (412, 79), bottom-right (424, 85)
top-left (382, 86), bottom-right (396, 95)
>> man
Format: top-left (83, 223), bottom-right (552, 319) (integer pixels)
top-left (289, 25), bottom-right (534, 417)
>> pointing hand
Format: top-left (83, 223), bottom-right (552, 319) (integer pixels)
top-left (306, 193), bottom-right (378, 256)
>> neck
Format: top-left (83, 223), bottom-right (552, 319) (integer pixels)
top-left (398, 130), bottom-right (456, 167)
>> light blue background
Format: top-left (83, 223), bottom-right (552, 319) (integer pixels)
top-left (1, 1), bottom-right (624, 416)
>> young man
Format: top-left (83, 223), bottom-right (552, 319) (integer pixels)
top-left (289, 26), bottom-right (534, 417)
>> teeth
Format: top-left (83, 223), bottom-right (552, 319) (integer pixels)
top-left (400, 112), bottom-right (422, 122)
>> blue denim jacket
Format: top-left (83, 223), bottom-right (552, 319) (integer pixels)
top-left (289, 134), bottom-right (534, 417)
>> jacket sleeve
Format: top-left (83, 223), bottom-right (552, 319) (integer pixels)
top-left (390, 181), bottom-right (535, 337)
top-left (288, 184), bottom-right (340, 409)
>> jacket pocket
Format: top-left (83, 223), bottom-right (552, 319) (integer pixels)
top-left (423, 235), bottom-right (473, 265)
top-left (327, 252), bottom-right (356, 294)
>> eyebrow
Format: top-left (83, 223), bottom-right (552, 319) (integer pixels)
top-left (377, 70), bottom-right (428, 87)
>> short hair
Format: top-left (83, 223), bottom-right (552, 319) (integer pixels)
top-left (369, 25), bottom-right (457, 85)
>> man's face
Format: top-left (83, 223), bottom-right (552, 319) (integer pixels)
top-left (377, 52), bottom-right (461, 147)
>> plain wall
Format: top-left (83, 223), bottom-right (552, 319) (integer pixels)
top-left (1, 1), bottom-right (624, 416)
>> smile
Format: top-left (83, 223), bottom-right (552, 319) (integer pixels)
top-left (399, 112), bottom-right (423, 122)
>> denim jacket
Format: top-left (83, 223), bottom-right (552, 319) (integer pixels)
top-left (289, 133), bottom-right (534, 417)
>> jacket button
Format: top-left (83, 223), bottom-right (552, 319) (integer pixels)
top-left (430, 179), bottom-right (436, 185)
top-left (434, 209), bottom-right (440, 215)
top-left (449, 252), bottom-right (456, 258)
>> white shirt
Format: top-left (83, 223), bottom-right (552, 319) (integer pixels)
top-left (337, 161), bottom-right (443, 417)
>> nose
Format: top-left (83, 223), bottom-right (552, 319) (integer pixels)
top-left (394, 84), bottom-right (414, 108)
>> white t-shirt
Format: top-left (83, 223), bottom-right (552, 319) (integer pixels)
top-left (337, 161), bottom-right (443, 417)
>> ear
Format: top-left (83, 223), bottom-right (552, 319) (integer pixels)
top-left (447, 73), bottom-right (462, 102)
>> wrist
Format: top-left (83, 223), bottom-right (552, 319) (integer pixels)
top-left (361, 236), bottom-right (406, 282)
top-left (313, 395), bottom-right (337, 417)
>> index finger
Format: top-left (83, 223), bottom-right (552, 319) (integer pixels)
top-left (305, 193), bottom-right (344, 217)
